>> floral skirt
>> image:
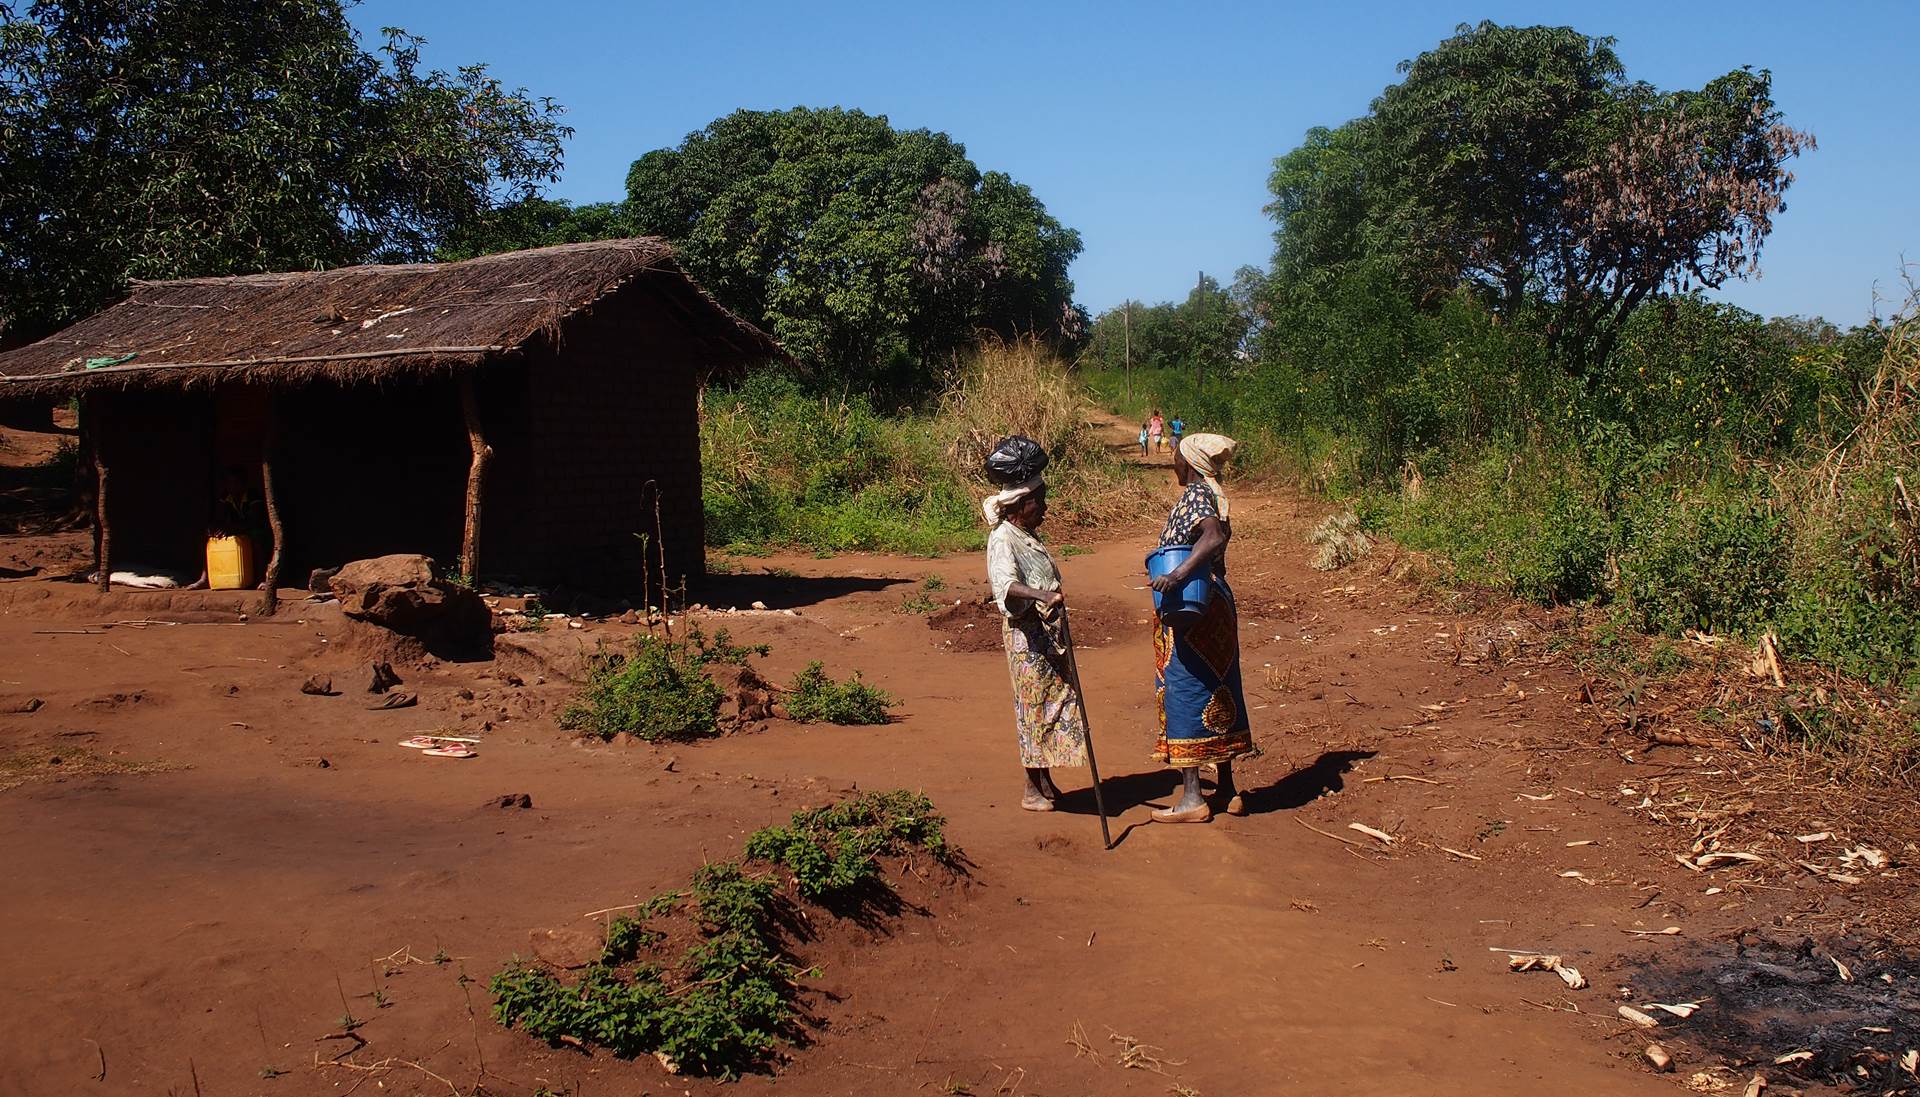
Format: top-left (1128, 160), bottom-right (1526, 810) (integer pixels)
top-left (1154, 576), bottom-right (1254, 768)
top-left (1003, 618), bottom-right (1089, 769)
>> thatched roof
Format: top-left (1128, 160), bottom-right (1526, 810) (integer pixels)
top-left (0, 239), bottom-right (786, 393)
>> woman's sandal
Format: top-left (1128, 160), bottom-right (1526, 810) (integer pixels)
top-left (1151, 803), bottom-right (1213, 824)
top-left (399, 734), bottom-right (479, 750)
top-left (422, 744), bottom-right (477, 759)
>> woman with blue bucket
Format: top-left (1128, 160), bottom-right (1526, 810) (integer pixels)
top-left (1146, 433), bottom-right (1254, 822)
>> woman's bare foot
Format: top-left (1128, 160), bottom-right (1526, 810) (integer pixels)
top-left (1224, 793), bottom-right (1247, 816)
top-left (1022, 789), bottom-right (1056, 812)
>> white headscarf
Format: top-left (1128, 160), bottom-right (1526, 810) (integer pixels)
top-left (1178, 433), bottom-right (1237, 520)
top-left (982, 475), bottom-right (1044, 527)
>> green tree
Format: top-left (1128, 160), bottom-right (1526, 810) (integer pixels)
top-left (1080, 274), bottom-right (1247, 385)
top-left (623, 107), bottom-right (1082, 387)
top-left (0, 0), bottom-right (570, 342)
top-left (1265, 21), bottom-right (1811, 374)
top-left (439, 197), bottom-right (631, 261)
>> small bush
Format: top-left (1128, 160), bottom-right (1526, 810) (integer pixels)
top-left (744, 791), bottom-right (951, 900)
top-left (559, 628), bottom-right (766, 741)
top-left (491, 791), bottom-right (954, 1077)
top-left (784, 662), bottom-right (896, 725)
top-left (1618, 489), bottom-right (1789, 637)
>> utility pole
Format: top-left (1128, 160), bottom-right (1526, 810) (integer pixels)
top-left (1123, 301), bottom-right (1132, 403)
top-left (1195, 270), bottom-right (1206, 397)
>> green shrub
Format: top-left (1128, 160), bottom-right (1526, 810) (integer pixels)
top-left (744, 791), bottom-right (950, 900)
top-left (1617, 488), bottom-right (1789, 637)
top-left (559, 628), bottom-right (766, 741)
top-left (783, 662), bottom-right (896, 725)
top-left (491, 791), bottom-right (954, 1077)
top-left (1376, 448), bottom-right (1610, 603)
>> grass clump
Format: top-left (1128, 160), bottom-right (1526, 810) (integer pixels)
top-left (559, 628), bottom-right (767, 742)
top-left (1307, 510), bottom-right (1373, 571)
top-left (783, 662), bottom-right (896, 725)
top-left (490, 791), bottom-right (955, 1077)
top-left (701, 341), bottom-right (1150, 554)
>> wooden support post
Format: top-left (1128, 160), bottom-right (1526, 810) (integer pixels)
top-left (459, 376), bottom-right (493, 584)
top-left (91, 396), bottom-right (111, 592)
top-left (258, 396), bottom-right (285, 616)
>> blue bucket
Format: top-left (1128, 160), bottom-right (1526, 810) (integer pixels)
top-left (1145, 545), bottom-right (1212, 626)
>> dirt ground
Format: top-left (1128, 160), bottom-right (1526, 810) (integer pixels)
top-left (0, 418), bottom-right (1914, 1097)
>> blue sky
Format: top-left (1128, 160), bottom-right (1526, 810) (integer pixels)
top-left (352, 1), bottom-right (1917, 327)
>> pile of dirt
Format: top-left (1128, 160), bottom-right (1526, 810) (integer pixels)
top-left (927, 595), bottom-right (1146, 653)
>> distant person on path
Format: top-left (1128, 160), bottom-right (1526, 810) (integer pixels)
top-left (1139, 421), bottom-right (1151, 456)
top-left (1169, 415), bottom-right (1185, 448)
top-left (984, 472), bottom-right (1090, 812)
top-left (1148, 410), bottom-right (1165, 453)
top-left (1146, 433), bottom-right (1253, 822)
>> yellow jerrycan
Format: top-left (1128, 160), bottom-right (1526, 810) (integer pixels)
top-left (205, 535), bottom-right (256, 590)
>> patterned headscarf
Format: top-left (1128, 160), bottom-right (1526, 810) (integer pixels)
top-left (982, 475), bottom-right (1044, 527)
top-left (1178, 433), bottom-right (1237, 520)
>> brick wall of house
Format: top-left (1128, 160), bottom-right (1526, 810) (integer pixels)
top-left (481, 279), bottom-right (709, 597)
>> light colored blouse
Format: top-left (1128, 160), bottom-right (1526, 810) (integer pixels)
top-left (986, 520), bottom-right (1066, 655)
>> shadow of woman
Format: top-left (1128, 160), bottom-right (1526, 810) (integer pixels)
top-left (1053, 769), bottom-right (1180, 816)
top-left (1237, 749), bottom-right (1378, 815)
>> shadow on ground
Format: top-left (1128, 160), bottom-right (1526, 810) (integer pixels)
top-left (701, 573), bottom-right (908, 611)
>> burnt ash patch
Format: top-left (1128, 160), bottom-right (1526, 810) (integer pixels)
top-left (1631, 935), bottom-right (1920, 1093)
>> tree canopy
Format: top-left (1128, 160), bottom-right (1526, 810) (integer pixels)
top-left (0, 0), bottom-right (571, 343)
top-left (1080, 272), bottom-right (1252, 382)
top-left (1265, 21), bottom-right (1812, 372)
top-left (623, 107), bottom-right (1083, 386)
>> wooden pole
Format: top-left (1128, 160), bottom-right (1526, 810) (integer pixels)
top-left (91, 397), bottom-right (110, 591)
top-left (1195, 270), bottom-right (1206, 397)
top-left (87, 395), bottom-right (107, 592)
top-left (258, 394), bottom-right (285, 616)
top-left (1123, 301), bottom-right (1132, 403)
top-left (459, 376), bottom-right (493, 584)
top-left (1058, 626), bottom-right (1113, 851)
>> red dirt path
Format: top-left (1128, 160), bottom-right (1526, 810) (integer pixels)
top-left (0, 426), bottom-right (1907, 1097)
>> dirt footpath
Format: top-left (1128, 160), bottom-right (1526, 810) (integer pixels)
top-left (0, 458), bottom-right (1912, 1095)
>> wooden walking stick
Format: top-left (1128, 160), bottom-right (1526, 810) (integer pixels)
top-left (1056, 622), bottom-right (1114, 851)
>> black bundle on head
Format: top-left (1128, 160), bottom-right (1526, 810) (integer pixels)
top-left (984, 435), bottom-right (1048, 487)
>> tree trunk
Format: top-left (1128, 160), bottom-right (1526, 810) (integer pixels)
top-left (460, 376), bottom-right (493, 584)
top-left (258, 396), bottom-right (285, 616)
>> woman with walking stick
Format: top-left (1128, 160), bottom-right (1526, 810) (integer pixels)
top-left (983, 464), bottom-right (1091, 813)
top-left (1147, 433), bottom-right (1254, 822)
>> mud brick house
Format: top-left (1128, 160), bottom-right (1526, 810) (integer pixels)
top-left (0, 240), bottom-right (783, 601)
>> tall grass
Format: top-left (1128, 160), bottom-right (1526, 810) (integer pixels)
top-left (701, 341), bottom-right (1149, 554)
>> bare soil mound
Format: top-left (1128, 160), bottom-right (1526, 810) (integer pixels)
top-left (927, 595), bottom-right (1146, 652)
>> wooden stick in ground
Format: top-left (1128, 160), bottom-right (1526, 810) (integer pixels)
top-left (458, 375), bottom-right (493, 583)
top-left (1058, 617), bottom-right (1113, 851)
top-left (92, 396), bottom-right (111, 593)
top-left (258, 396), bottom-right (285, 616)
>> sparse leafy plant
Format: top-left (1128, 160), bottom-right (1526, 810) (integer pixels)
top-left (744, 791), bottom-right (950, 900)
top-left (898, 574), bottom-right (947, 614)
top-left (559, 628), bottom-right (767, 741)
top-left (491, 791), bottom-right (955, 1078)
top-left (783, 663), bottom-right (896, 725)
